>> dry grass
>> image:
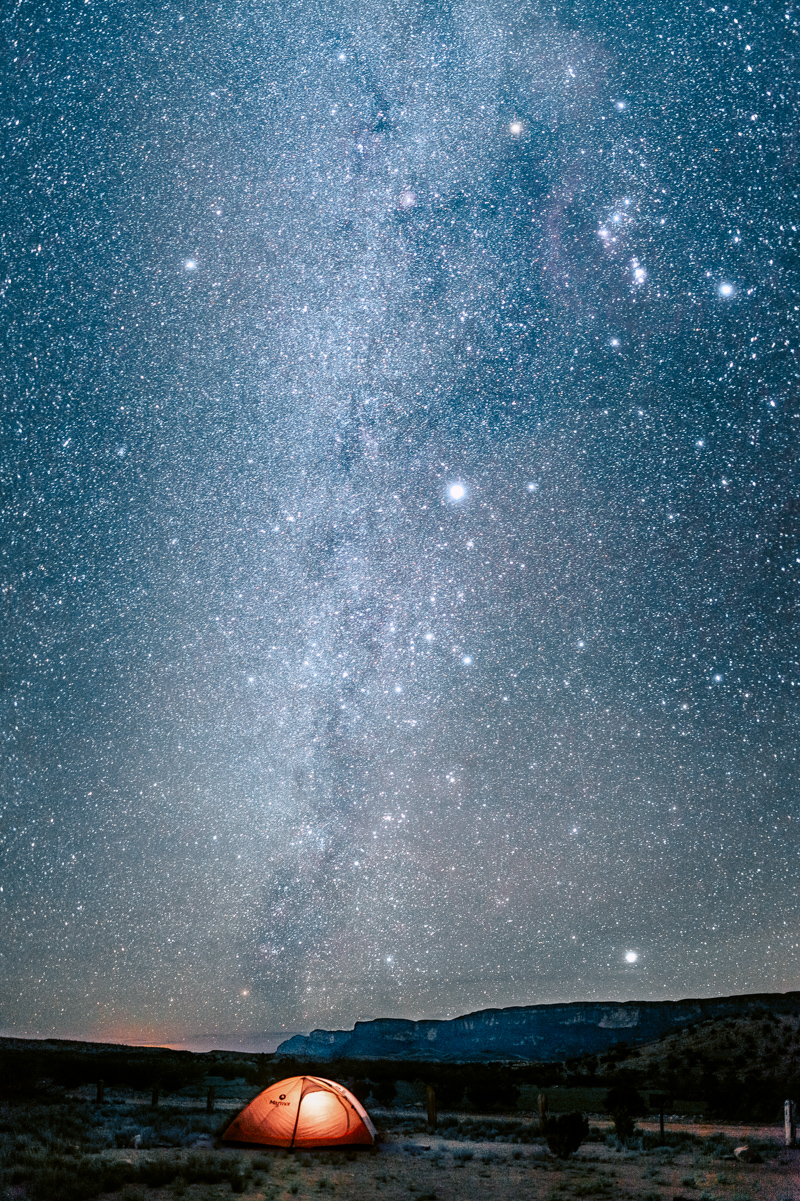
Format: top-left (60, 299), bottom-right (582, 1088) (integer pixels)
top-left (0, 1095), bottom-right (796, 1201)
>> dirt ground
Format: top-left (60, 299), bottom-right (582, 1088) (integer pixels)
top-left (11, 1088), bottom-right (798, 1200)
top-left (105, 1130), bottom-right (800, 1201)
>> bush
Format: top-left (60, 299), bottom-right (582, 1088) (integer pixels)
top-left (463, 1069), bottom-right (520, 1112)
top-left (604, 1084), bottom-right (645, 1138)
top-left (430, 1072), bottom-right (466, 1110)
top-left (0, 1144), bottom-right (254, 1201)
top-left (544, 1112), bottom-right (589, 1158)
top-left (372, 1079), bottom-right (396, 1107)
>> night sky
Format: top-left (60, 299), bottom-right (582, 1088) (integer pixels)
top-left (1, 0), bottom-right (799, 1050)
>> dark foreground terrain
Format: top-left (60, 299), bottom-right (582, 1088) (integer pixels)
top-left (1, 1030), bottom-right (798, 1200)
top-left (0, 1086), bottom-right (797, 1201)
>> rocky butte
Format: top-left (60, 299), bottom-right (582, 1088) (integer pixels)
top-left (276, 992), bottom-right (800, 1063)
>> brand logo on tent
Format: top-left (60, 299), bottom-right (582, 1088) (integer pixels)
top-left (270, 1098), bottom-right (290, 1106)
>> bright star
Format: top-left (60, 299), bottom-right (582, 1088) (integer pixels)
top-left (625, 951), bottom-right (638, 963)
top-left (184, 259), bottom-right (197, 272)
top-left (718, 281), bottom-right (734, 297)
top-left (448, 482), bottom-right (466, 501)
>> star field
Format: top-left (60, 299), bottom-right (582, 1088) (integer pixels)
top-left (0, 0), bottom-right (799, 1046)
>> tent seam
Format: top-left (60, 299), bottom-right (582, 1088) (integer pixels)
top-left (289, 1077), bottom-right (306, 1149)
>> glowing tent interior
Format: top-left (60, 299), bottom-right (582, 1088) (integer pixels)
top-left (222, 1075), bottom-right (377, 1148)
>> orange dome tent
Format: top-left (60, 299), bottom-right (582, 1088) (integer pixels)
top-left (222, 1076), bottom-right (377, 1149)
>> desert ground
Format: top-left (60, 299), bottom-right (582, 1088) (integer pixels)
top-left (2, 1084), bottom-right (798, 1201)
top-left (105, 1130), bottom-right (800, 1201)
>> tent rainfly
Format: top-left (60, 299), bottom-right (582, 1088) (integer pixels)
top-left (222, 1076), bottom-right (377, 1148)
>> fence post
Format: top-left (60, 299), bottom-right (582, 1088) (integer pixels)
top-left (151, 1082), bottom-right (160, 1108)
top-left (785, 1099), bottom-right (796, 1147)
top-left (426, 1085), bottom-right (437, 1129)
top-left (207, 1085), bottom-right (216, 1113)
top-left (538, 1092), bottom-right (548, 1134)
top-left (96, 1079), bottom-right (105, 1104)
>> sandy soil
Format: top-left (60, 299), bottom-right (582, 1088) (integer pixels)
top-left (107, 1132), bottom-right (800, 1201)
top-left (63, 1087), bottom-right (798, 1199)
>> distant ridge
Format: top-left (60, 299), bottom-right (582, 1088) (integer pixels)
top-left (275, 991), bottom-right (800, 1063)
top-left (0, 1035), bottom-right (269, 1063)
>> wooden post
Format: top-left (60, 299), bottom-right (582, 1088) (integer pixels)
top-left (537, 1092), bottom-right (548, 1134)
top-left (426, 1085), bottom-right (437, 1129)
top-left (206, 1085), bottom-right (216, 1114)
top-left (785, 1099), bottom-right (796, 1147)
top-left (651, 1092), bottom-right (666, 1145)
top-left (151, 1082), bottom-right (160, 1108)
top-left (96, 1079), bottom-right (105, 1104)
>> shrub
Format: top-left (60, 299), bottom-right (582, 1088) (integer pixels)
top-left (372, 1079), bottom-right (396, 1107)
top-left (604, 1084), bottom-right (645, 1138)
top-left (463, 1069), bottom-right (520, 1112)
top-left (544, 1112), bottom-right (589, 1158)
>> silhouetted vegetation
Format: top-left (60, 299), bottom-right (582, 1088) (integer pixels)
top-left (273, 1057), bottom-right (557, 1112)
top-left (601, 1013), bottom-right (800, 1121)
top-left (0, 1043), bottom-right (207, 1099)
top-left (604, 1084), bottom-right (645, 1138)
top-left (543, 1111), bottom-right (589, 1158)
top-left (3, 1014), bottom-right (799, 1126)
top-left (372, 1079), bottom-right (397, 1106)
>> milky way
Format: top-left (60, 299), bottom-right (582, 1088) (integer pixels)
top-left (1, 0), bottom-right (798, 1045)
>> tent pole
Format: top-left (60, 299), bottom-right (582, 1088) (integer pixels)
top-left (289, 1078), bottom-right (306, 1150)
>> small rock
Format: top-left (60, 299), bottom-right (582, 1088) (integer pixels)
top-left (733, 1145), bottom-right (763, 1163)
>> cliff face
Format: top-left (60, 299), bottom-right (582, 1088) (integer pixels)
top-left (276, 992), bottom-right (800, 1063)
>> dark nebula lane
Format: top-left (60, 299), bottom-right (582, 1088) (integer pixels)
top-left (1, 0), bottom-right (798, 1045)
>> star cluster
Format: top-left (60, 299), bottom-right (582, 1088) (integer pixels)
top-left (0, 0), bottom-right (798, 1044)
